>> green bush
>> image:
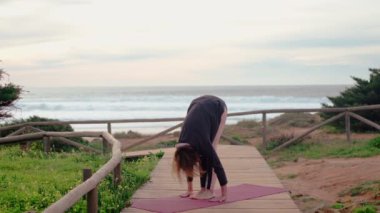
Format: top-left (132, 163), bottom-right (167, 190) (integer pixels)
top-left (0, 116), bottom-right (87, 151)
top-left (270, 113), bottom-right (320, 128)
top-left (263, 137), bottom-right (380, 162)
top-left (331, 203), bottom-right (345, 209)
top-left (0, 146), bottom-right (161, 212)
top-left (339, 180), bottom-right (380, 197)
top-left (265, 133), bottom-right (295, 151)
top-left (236, 119), bottom-right (261, 128)
top-left (321, 68), bottom-right (380, 132)
top-left (155, 140), bottom-right (177, 148)
top-left (368, 137), bottom-right (380, 149)
top-left (231, 135), bottom-right (249, 145)
top-left (353, 204), bottom-right (377, 213)
top-left (0, 69), bottom-right (22, 119)
top-left (0, 146), bottom-right (107, 212)
top-left (113, 130), bottom-right (143, 139)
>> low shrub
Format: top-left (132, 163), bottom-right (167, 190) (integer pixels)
top-left (113, 130), bottom-right (143, 139)
top-left (0, 116), bottom-right (87, 151)
top-left (0, 146), bottom-right (161, 212)
top-left (265, 132), bottom-right (295, 151)
top-left (331, 203), bottom-right (345, 209)
top-left (230, 135), bottom-right (249, 145)
top-left (339, 180), bottom-right (380, 197)
top-left (155, 140), bottom-right (177, 148)
top-left (352, 204), bottom-right (377, 213)
top-left (269, 113), bottom-right (320, 128)
top-left (236, 119), bottom-right (261, 128)
top-left (368, 137), bottom-right (380, 149)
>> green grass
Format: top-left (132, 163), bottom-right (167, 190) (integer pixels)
top-left (236, 119), bottom-right (261, 128)
top-left (231, 135), bottom-right (249, 145)
top-left (0, 146), bottom-right (161, 212)
top-left (352, 204), bottom-right (377, 213)
top-left (331, 203), bottom-right (345, 209)
top-left (339, 180), bottom-right (380, 197)
top-left (263, 137), bottom-right (380, 163)
top-left (113, 130), bottom-right (143, 139)
top-left (279, 173), bottom-right (297, 180)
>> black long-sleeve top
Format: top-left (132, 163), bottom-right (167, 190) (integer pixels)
top-left (178, 95), bottom-right (228, 188)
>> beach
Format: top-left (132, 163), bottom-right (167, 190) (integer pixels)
top-left (10, 85), bottom-right (347, 133)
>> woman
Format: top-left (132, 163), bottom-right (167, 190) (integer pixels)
top-left (173, 95), bottom-right (228, 202)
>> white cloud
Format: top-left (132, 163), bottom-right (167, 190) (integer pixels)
top-left (1, 0), bottom-right (380, 87)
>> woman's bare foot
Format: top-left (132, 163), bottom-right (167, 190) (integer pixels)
top-left (209, 195), bottom-right (227, 202)
top-left (179, 191), bottom-right (193, 198)
top-left (191, 189), bottom-right (215, 200)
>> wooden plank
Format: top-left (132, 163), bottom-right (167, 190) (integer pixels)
top-left (122, 145), bottom-right (299, 212)
top-left (349, 112), bottom-right (380, 131)
top-left (124, 208), bottom-right (300, 213)
top-left (5, 126), bottom-right (27, 137)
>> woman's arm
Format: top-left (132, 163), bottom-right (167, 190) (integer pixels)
top-left (179, 177), bottom-right (193, 198)
top-left (206, 144), bottom-right (228, 202)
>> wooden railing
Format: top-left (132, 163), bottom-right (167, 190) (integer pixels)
top-left (0, 131), bottom-right (122, 213)
top-left (1, 104), bottom-right (380, 150)
top-left (1, 104), bottom-right (380, 152)
top-left (0, 104), bottom-right (380, 212)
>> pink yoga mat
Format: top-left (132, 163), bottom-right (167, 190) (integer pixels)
top-left (131, 184), bottom-right (288, 213)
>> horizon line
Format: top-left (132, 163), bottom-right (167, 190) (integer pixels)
top-left (25, 84), bottom-right (352, 89)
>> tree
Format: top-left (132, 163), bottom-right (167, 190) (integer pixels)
top-left (0, 65), bottom-right (22, 119)
top-left (322, 68), bottom-right (380, 131)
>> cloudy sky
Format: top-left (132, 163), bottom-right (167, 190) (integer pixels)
top-left (1, 0), bottom-right (379, 87)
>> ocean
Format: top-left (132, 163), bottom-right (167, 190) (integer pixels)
top-left (9, 85), bottom-right (348, 133)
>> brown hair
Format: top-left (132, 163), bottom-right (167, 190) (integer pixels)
top-left (173, 145), bottom-right (201, 179)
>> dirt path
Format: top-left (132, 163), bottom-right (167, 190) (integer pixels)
top-left (273, 156), bottom-right (380, 211)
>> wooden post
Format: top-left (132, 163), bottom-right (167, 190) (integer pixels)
top-left (25, 126), bottom-right (32, 150)
top-left (20, 126), bottom-right (28, 151)
top-left (113, 162), bottom-right (122, 186)
top-left (102, 137), bottom-right (109, 154)
top-left (107, 122), bottom-right (112, 134)
top-left (345, 111), bottom-right (352, 143)
top-left (43, 136), bottom-right (51, 153)
top-left (262, 113), bottom-right (267, 147)
top-left (83, 169), bottom-right (98, 213)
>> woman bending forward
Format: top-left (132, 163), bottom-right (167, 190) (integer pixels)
top-left (174, 95), bottom-right (228, 202)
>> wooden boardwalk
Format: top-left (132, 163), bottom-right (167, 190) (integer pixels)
top-left (122, 145), bottom-right (300, 213)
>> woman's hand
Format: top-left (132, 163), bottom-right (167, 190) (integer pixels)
top-left (179, 191), bottom-right (193, 198)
